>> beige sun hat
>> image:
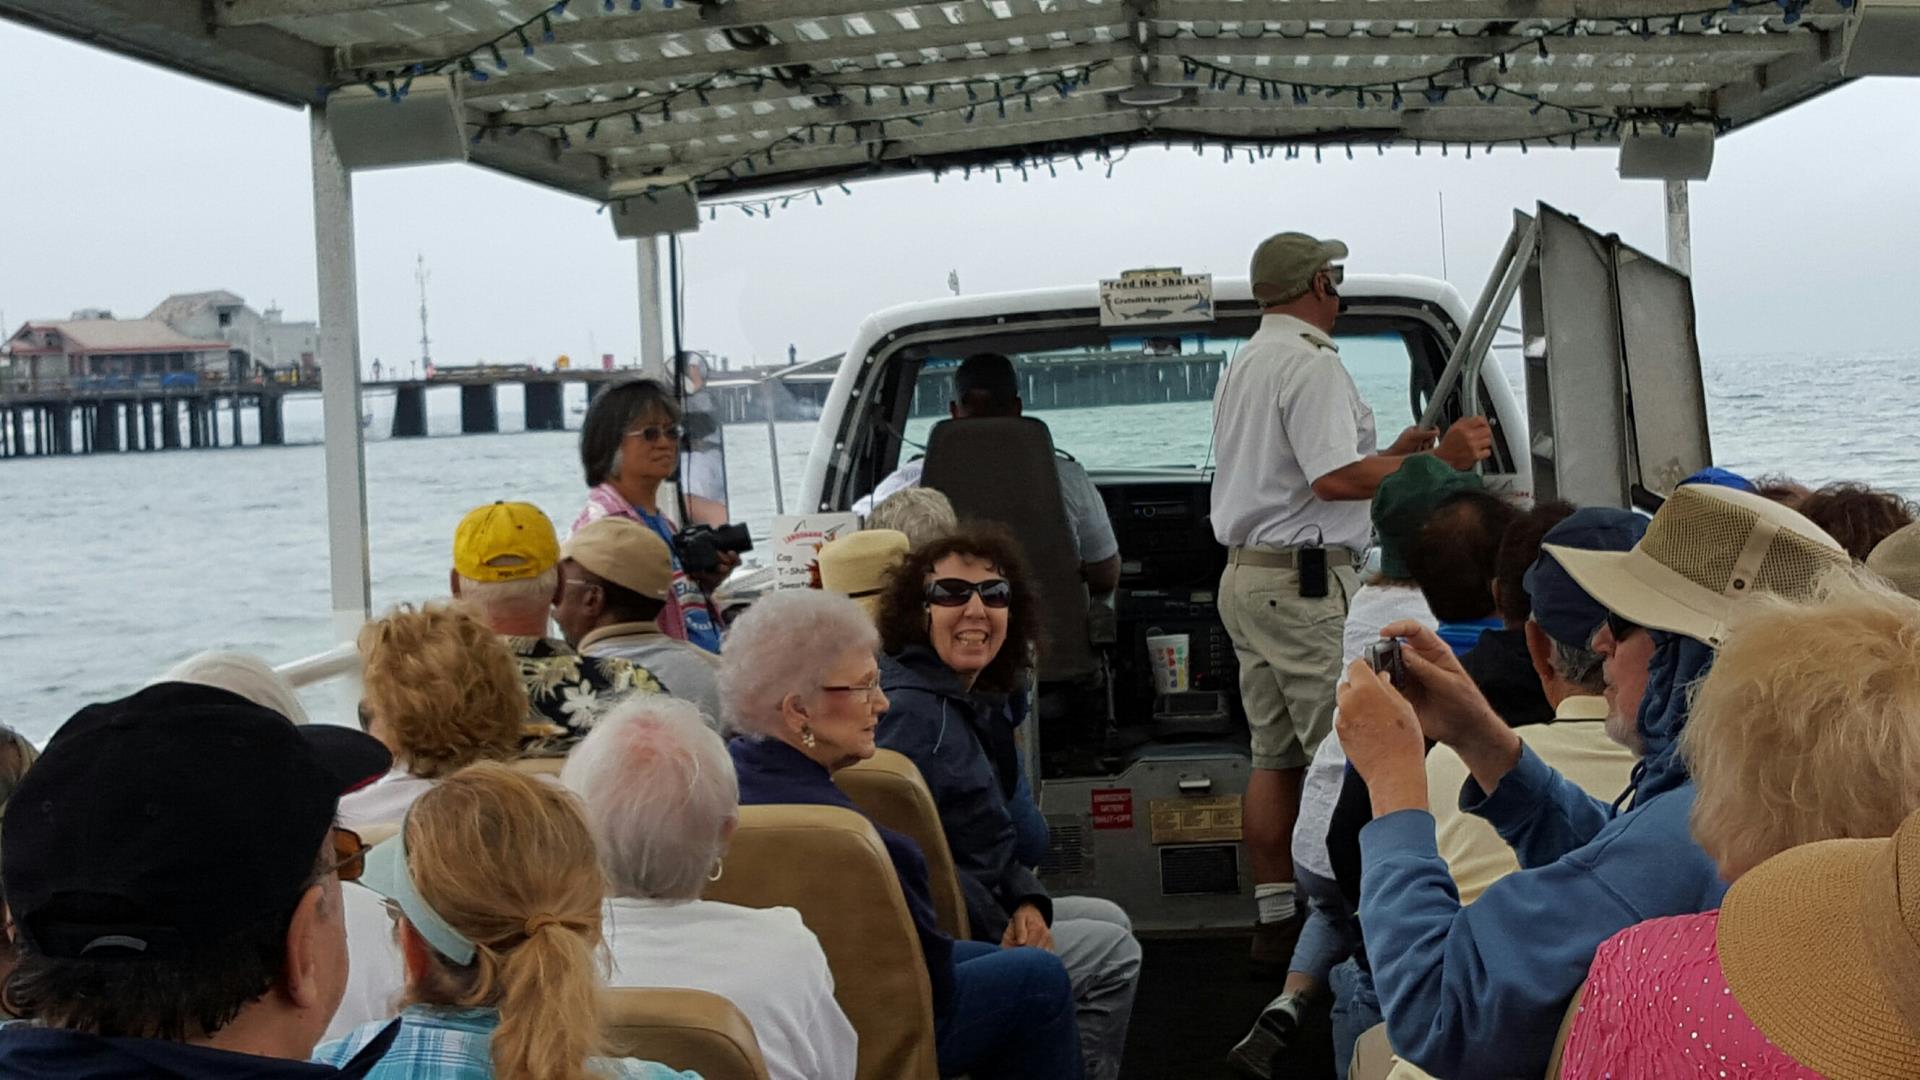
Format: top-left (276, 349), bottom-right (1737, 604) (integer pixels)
top-left (1716, 806), bottom-right (1920, 1078)
top-left (818, 529), bottom-right (910, 618)
top-left (1543, 484), bottom-right (1848, 647)
top-left (1867, 522), bottom-right (1920, 601)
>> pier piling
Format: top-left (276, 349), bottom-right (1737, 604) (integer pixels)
top-left (459, 384), bottom-right (498, 434)
top-left (525, 382), bottom-right (565, 431)
top-left (392, 383), bottom-right (427, 438)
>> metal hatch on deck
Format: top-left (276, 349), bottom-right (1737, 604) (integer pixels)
top-left (1522, 203), bottom-right (1713, 511)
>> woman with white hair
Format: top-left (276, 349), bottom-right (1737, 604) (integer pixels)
top-left (560, 696), bottom-right (857, 1080)
top-left (723, 590), bottom-right (1081, 1080)
top-left (159, 650), bottom-right (312, 724)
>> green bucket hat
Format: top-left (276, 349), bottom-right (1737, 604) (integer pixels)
top-left (1372, 455), bottom-right (1484, 580)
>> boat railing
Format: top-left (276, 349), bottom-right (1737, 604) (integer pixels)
top-left (276, 642), bottom-right (362, 725)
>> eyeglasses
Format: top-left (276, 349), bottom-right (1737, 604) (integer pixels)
top-left (1321, 265), bottom-right (1346, 287)
top-left (925, 577), bottom-right (1012, 608)
top-left (320, 827), bottom-right (370, 885)
top-left (1604, 612), bottom-right (1643, 643)
top-left (821, 681), bottom-right (885, 702)
top-left (623, 424), bottom-right (683, 444)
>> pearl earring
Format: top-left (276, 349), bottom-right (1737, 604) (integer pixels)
top-left (801, 726), bottom-right (817, 749)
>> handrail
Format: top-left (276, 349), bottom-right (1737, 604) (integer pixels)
top-left (276, 643), bottom-right (359, 689)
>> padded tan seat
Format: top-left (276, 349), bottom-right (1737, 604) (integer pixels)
top-left (354, 822), bottom-right (400, 847)
top-left (836, 750), bottom-right (970, 941)
top-left (510, 756), bottom-right (567, 776)
top-left (1543, 981), bottom-right (1586, 1080)
top-left (604, 987), bottom-right (771, 1080)
top-left (705, 803), bottom-right (939, 1080)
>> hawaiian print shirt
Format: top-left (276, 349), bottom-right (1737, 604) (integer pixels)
top-left (505, 636), bottom-right (663, 757)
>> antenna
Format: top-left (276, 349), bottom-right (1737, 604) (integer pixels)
top-left (416, 254), bottom-right (432, 369)
top-left (1437, 191), bottom-right (1451, 282)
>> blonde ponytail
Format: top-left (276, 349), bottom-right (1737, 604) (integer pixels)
top-left (400, 762), bottom-right (610, 1080)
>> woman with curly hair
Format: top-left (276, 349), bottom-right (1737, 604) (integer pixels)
top-left (873, 523), bottom-right (1142, 1080)
top-left (339, 603), bottom-right (528, 830)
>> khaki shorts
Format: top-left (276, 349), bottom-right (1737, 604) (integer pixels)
top-left (1217, 560), bottom-right (1358, 770)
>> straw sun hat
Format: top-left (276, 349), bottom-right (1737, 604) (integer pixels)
top-left (1716, 807), bottom-right (1920, 1077)
top-left (1543, 484), bottom-right (1848, 647)
top-left (818, 529), bottom-right (911, 618)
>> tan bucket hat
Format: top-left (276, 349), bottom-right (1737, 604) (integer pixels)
top-left (1543, 484), bottom-right (1847, 647)
top-left (1868, 522), bottom-right (1920, 601)
top-left (818, 529), bottom-right (910, 618)
top-left (1716, 806), bottom-right (1920, 1077)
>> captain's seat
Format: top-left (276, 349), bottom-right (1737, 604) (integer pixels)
top-left (920, 415), bottom-right (1098, 682)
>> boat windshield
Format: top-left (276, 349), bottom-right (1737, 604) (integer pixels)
top-left (901, 332), bottom-right (1420, 471)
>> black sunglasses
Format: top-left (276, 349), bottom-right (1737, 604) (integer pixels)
top-left (925, 577), bottom-right (1012, 608)
top-left (1604, 612), bottom-right (1643, 643)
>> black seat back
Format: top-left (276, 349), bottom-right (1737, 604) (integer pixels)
top-left (920, 416), bottom-right (1096, 681)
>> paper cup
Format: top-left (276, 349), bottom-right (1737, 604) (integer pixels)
top-left (1146, 632), bottom-right (1191, 695)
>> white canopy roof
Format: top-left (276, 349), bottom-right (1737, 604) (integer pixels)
top-left (1, 0), bottom-right (1852, 204)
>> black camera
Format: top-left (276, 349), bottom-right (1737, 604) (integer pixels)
top-left (1362, 638), bottom-right (1407, 689)
top-left (675, 523), bottom-right (754, 575)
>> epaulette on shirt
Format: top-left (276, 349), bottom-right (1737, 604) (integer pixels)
top-left (1300, 331), bottom-right (1339, 352)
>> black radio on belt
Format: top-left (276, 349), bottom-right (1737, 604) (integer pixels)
top-left (1293, 526), bottom-right (1328, 599)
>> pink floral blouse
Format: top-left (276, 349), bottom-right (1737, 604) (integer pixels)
top-left (1560, 911), bottom-right (1823, 1079)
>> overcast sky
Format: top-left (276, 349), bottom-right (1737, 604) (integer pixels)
top-left (2, 20), bottom-right (1915, 374)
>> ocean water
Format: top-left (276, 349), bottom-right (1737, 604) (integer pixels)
top-left (4, 350), bottom-right (1916, 742)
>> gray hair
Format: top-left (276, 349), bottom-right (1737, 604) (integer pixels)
top-left (159, 650), bottom-right (312, 725)
top-left (868, 487), bottom-right (958, 549)
top-left (561, 696), bottom-right (738, 901)
top-left (455, 567), bottom-right (559, 623)
top-left (720, 590), bottom-right (878, 738)
top-left (1549, 637), bottom-right (1605, 693)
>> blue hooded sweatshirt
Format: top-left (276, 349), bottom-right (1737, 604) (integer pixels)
top-left (1357, 634), bottom-right (1726, 1078)
top-left (876, 647), bottom-right (1052, 945)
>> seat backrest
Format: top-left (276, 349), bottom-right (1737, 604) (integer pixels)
top-left (510, 756), bottom-right (567, 776)
top-left (603, 987), bottom-right (771, 1080)
top-left (1543, 980), bottom-right (1587, 1080)
top-left (704, 803), bottom-right (939, 1080)
top-left (835, 750), bottom-right (970, 940)
top-left (919, 416), bottom-right (1095, 681)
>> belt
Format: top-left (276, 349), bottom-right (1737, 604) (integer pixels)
top-left (1228, 545), bottom-right (1357, 569)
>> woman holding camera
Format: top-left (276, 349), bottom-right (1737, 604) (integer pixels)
top-left (574, 379), bottom-right (734, 653)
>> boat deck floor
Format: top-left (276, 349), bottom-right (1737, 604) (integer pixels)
top-left (1120, 932), bottom-right (1336, 1080)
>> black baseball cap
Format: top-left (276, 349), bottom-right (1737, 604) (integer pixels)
top-left (1, 682), bottom-right (391, 960)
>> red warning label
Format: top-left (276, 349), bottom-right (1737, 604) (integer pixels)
top-left (1091, 788), bottom-right (1134, 830)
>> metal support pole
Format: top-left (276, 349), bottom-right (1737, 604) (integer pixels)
top-left (310, 106), bottom-right (373, 640)
top-left (1664, 179), bottom-right (1693, 276)
top-left (635, 236), bottom-right (667, 382)
top-left (763, 381), bottom-right (786, 516)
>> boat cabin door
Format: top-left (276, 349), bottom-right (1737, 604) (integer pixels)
top-left (1517, 202), bottom-right (1714, 511)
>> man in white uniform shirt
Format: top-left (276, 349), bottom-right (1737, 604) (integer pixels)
top-left (1212, 232), bottom-right (1492, 973)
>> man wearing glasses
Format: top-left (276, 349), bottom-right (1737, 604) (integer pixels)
top-left (1210, 232), bottom-right (1492, 975)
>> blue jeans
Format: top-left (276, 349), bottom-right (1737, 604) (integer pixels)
top-left (1329, 956), bottom-right (1383, 1080)
top-left (1289, 866), bottom-right (1360, 985)
top-left (938, 940), bottom-right (1083, 1080)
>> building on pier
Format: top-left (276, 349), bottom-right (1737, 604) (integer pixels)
top-left (2, 316), bottom-right (230, 394)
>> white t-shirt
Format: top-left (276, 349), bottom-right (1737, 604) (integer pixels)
top-left (326, 882), bottom-right (406, 1043)
top-left (1292, 583), bottom-right (1437, 879)
top-left (604, 896), bottom-right (858, 1080)
top-left (337, 768), bottom-right (434, 832)
top-left (1210, 313), bottom-right (1378, 552)
top-left (853, 454), bottom-right (1120, 564)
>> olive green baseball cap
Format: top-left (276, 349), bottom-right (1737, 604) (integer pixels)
top-left (1250, 232), bottom-right (1348, 304)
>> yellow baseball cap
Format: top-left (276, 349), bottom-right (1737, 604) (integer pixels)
top-left (561, 516), bottom-right (672, 601)
top-left (452, 501), bottom-right (560, 583)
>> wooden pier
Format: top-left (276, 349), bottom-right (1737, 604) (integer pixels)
top-left (0, 351), bottom-right (1226, 459)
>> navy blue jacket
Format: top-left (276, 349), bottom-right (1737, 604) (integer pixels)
top-left (729, 735), bottom-right (957, 1019)
top-left (1359, 634), bottom-right (1726, 1078)
top-left (0, 1019), bottom-right (396, 1079)
top-left (876, 647), bottom-right (1051, 944)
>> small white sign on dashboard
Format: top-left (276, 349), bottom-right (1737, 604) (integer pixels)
top-left (1099, 269), bottom-right (1214, 327)
top-left (770, 513), bottom-right (862, 590)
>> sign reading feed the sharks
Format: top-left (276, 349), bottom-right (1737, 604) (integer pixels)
top-left (1098, 269), bottom-right (1214, 327)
